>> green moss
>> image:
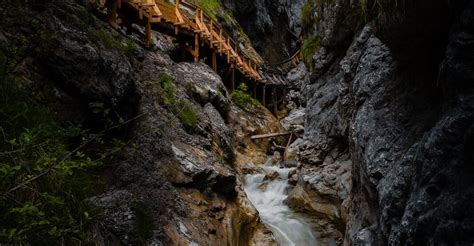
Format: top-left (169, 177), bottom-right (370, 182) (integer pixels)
top-left (194, 0), bottom-right (221, 20)
top-left (301, 36), bottom-right (321, 68)
top-left (157, 73), bottom-right (198, 130)
top-left (231, 84), bottom-right (262, 111)
top-left (86, 27), bottom-right (138, 56)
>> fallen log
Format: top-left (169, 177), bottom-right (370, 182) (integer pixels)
top-left (251, 131), bottom-right (292, 140)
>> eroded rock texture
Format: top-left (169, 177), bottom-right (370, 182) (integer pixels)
top-left (0, 0), bottom-right (281, 244)
top-left (223, 0), bottom-right (307, 62)
top-left (297, 0), bottom-right (474, 245)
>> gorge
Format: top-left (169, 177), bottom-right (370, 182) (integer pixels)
top-left (0, 0), bottom-right (473, 245)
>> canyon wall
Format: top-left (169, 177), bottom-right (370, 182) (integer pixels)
top-left (293, 0), bottom-right (474, 244)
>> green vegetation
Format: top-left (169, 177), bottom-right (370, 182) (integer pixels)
top-left (300, 0), bottom-right (315, 28)
top-left (301, 36), bottom-right (321, 68)
top-left (131, 203), bottom-right (154, 242)
top-left (158, 73), bottom-right (177, 107)
top-left (360, 0), bottom-right (408, 25)
top-left (0, 75), bottom-right (115, 244)
top-left (191, 0), bottom-right (237, 26)
top-left (177, 102), bottom-right (198, 129)
top-left (0, 15), bottom-right (128, 241)
top-left (157, 73), bottom-right (198, 130)
top-left (76, 8), bottom-right (138, 56)
top-left (86, 27), bottom-right (138, 56)
top-left (231, 84), bottom-right (262, 111)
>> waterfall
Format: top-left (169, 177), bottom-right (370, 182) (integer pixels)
top-left (243, 160), bottom-right (318, 246)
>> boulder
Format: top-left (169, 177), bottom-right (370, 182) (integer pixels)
top-left (263, 171), bottom-right (280, 182)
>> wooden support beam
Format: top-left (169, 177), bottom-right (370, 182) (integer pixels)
top-left (251, 131), bottom-right (292, 140)
top-left (194, 33), bottom-right (199, 62)
top-left (107, 0), bottom-right (118, 27)
top-left (146, 21), bottom-right (153, 48)
top-left (212, 50), bottom-right (217, 72)
top-left (218, 29), bottom-right (223, 54)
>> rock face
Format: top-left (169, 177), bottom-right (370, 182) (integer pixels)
top-left (297, 0), bottom-right (474, 245)
top-left (0, 1), bottom-right (279, 244)
top-left (223, 0), bottom-right (307, 62)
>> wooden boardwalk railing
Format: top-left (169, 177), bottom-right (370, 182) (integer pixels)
top-left (103, 0), bottom-right (262, 81)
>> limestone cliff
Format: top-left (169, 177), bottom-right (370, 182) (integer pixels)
top-left (290, 0), bottom-right (474, 245)
top-left (0, 0), bottom-right (280, 244)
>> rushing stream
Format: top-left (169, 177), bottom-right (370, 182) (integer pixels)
top-left (244, 160), bottom-right (318, 246)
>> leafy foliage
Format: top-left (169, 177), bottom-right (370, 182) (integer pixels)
top-left (0, 18), bottom-right (126, 241)
top-left (301, 36), bottom-right (321, 69)
top-left (0, 76), bottom-right (112, 244)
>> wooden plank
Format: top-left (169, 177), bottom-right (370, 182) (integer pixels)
top-left (251, 131), bottom-right (292, 140)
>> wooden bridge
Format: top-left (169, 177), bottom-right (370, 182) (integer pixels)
top-left (96, 0), bottom-right (301, 111)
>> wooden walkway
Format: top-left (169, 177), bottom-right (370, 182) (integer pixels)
top-left (102, 0), bottom-right (262, 81)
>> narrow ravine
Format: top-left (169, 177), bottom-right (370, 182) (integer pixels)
top-left (243, 159), bottom-right (318, 246)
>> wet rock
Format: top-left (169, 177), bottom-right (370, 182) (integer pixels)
top-left (287, 62), bottom-right (309, 88)
top-left (271, 151), bottom-right (282, 165)
top-left (283, 138), bottom-right (304, 162)
top-left (299, 0), bottom-right (474, 244)
top-left (288, 169), bottom-right (299, 186)
top-left (280, 160), bottom-right (299, 168)
top-left (263, 171), bottom-right (280, 182)
top-left (280, 107), bottom-right (306, 129)
top-left (222, 0), bottom-right (305, 62)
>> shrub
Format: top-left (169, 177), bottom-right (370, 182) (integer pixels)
top-left (0, 77), bottom-right (110, 244)
top-left (176, 101), bottom-right (198, 129)
top-left (158, 73), bottom-right (177, 106)
top-left (301, 36), bottom-right (321, 68)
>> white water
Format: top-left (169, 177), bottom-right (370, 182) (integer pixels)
top-left (244, 160), bottom-right (318, 246)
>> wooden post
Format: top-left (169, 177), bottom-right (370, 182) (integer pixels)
top-left (219, 29), bottom-right (223, 54)
top-left (146, 21), bottom-right (153, 48)
top-left (262, 85), bottom-right (266, 107)
top-left (194, 33), bottom-right (199, 62)
top-left (107, 0), bottom-right (118, 27)
top-left (212, 50), bottom-right (217, 72)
